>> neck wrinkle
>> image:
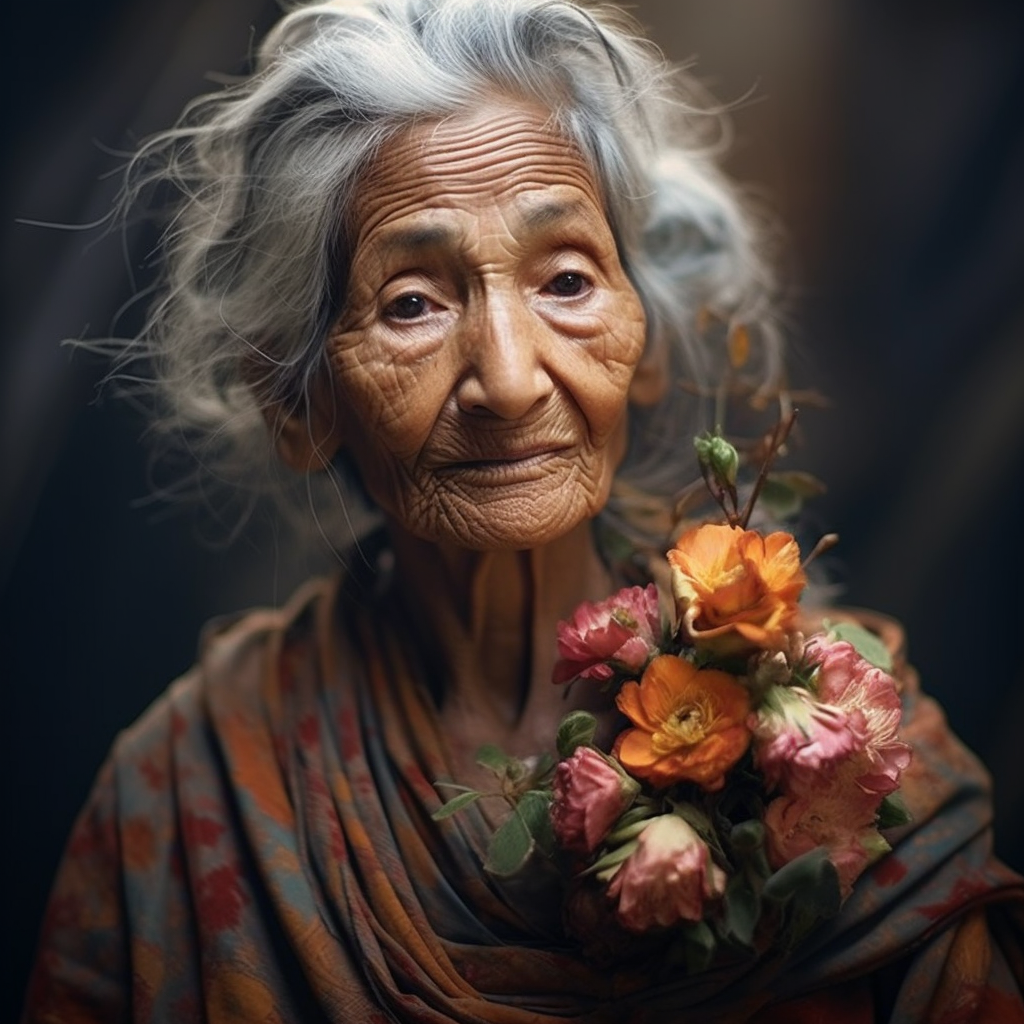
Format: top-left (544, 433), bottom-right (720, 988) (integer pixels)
top-left (387, 519), bottom-right (613, 735)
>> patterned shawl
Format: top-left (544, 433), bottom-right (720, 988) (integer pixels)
top-left (24, 574), bottom-right (1024, 1023)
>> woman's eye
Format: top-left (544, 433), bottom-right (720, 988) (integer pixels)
top-left (384, 294), bottom-right (429, 321)
top-left (546, 272), bottom-right (589, 297)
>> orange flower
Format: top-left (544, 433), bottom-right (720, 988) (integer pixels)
top-left (613, 655), bottom-right (751, 790)
top-left (668, 523), bottom-right (806, 655)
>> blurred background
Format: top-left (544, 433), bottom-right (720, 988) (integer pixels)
top-left (4, 0), bottom-right (1023, 1015)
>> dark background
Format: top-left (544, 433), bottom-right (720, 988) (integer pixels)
top-left (4, 0), bottom-right (1023, 1017)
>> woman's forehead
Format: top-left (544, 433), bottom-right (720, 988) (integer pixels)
top-left (350, 100), bottom-right (610, 249)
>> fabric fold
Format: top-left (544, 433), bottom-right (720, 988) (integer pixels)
top-left (24, 575), bottom-right (1024, 1023)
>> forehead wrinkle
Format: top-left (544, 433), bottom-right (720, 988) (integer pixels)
top-left (352, 188), bottom-right (465, 256)
top-left (350, 101), bottom-right (612, 265)
top-left (365, 154), bottom-right (596, 203)
top-left (419, 106), bottom-right (569, 164)
top-left (415, 139), bottom-right (578, 183)
top-left (364, 110), bottom-right (593, 197)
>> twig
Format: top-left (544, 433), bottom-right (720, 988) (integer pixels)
top-left (801, 532), bottom-right (839, 570)
top-left (738, 409), bottom-right (799, 529)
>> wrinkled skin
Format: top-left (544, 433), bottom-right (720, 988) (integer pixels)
top-left (324, 99), bottom-right (647, 551)
top-left (268, 100), bottom-right (654, 794)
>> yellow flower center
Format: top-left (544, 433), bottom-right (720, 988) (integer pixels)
top-left (653, 697), bottom-right (715, 753)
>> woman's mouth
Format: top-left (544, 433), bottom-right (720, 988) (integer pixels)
top-left (436, 444), bottom-right (573, 480)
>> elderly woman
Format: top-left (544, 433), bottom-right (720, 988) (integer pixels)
top-left (24, 1), bottom-right (1023, 1021)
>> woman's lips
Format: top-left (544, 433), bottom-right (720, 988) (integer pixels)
top-left (435, 444), bottom-right (573, 478)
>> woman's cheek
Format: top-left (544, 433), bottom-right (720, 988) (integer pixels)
top-left (573, 319), bottom-right (647, 440)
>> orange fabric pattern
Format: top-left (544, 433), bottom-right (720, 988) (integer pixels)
top-left (23, 576), bottom-right (1024, 1022)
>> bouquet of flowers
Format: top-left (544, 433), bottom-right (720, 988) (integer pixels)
top-left (434, 421), bottom-right (912, 968)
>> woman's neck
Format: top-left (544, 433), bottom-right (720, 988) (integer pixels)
top-left (387, 518), bottom-right (615, 756)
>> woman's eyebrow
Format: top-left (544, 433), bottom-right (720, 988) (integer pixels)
top-left (370, 199), bottom-right (594, 260)
top-left (520, 198), bottom-right (588, 230)
top-left (378, 224), bottom-right (456, 254)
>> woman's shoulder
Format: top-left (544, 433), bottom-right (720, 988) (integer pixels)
top-left (112, 575), bottom-right (342, 769)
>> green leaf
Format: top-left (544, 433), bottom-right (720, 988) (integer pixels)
top-left (585, 840), bottom-right (638, 879)
top-left (763, 847), bottom-right (832, 904)
top-left (518, 790), bottom-right (556, 857)
top-left (679, 920), bottom-right (717, 974)
top-left (826, 621), bottom-right (893, 672)
top-left (789, 661), bottom-right (819, 689)
top-left (485, 809), bottom-right (534, 876)
top-left (605, 816), bottom-right (652, 845)
top-left (729, 820), bottom-right (765, 856)
top-left (614, 804), bottom-right (657, 833)
top-left (726, 819), bottom-right (771, 879)
top-left (722, 876), bottom-right (760, 948)
top-left (787, 865), bottom-right (842, 945)
top-left (763, 847), bottom-right (841, 917)
top-left (763, 847), bottom-right (842, 951)
top-left (556, 711), bottom-right (597, 759)
top-left (758, 472), bottom-right (823, 520)
top-left (668, 802), bottom-right (729, 864)
top-left (431, 790), bottom-right (483, 821)
top-left (770, 470), bottom-right (828, 498)
top-left (784, 899), bottom-right (827, 950)
top-left (672, 801), bottom-right (713, 838)
top-left (475, 743), bottom-right (510, 773)
top-left (877, 791), bottom-right (912, 829)
top-left (530, 752), bottom-right (556, 783)
top-left (759, 479), bottom-right (803, 520)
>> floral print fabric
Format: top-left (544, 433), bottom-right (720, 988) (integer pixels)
top-left (23, 577), bottom-right (1024, 1022)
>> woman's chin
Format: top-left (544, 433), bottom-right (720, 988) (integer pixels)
top-left (398, 493), bottom-right (606, 552)
top-left (379, 460), bottom-right (615, 552)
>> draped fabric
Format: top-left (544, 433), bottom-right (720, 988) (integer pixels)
top-left (24, 573), bottom-right (1024, 1023)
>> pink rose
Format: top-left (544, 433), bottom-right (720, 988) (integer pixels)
top-left (803, 636), bottom-right (912, 798)
top-left (607, 814), bottom-right (726, 932)
top-left (751, 684), bottom-right (865, 795)
top-left (553, 584), bottom-right (661, 685)
top-left (764, 790), bottom-right (888, 897)
top-left (551, 748), bottom-right (639, 855)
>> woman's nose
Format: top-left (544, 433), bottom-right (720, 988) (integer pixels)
top-left (454, 296), bottom-right (554, 419)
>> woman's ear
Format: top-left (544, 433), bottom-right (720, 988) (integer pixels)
top-left (260, 364), bottom-right (344, 473)
top-left (629, 342), bottom-right (669, 407)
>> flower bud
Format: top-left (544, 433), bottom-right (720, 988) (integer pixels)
top-left (606, 814), bottom-right (726, 932)
top-left (752, 650), bottom-right (792, 690)
top-left (694, 433), bottom-right (739, 488)
top-left (551, 747), bottom-right (640, 855)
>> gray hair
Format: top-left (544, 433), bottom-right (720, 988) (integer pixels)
top-left (116, 0), bottom-right (779, 553)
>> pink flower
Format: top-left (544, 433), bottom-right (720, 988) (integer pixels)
top-left (803, 636), bottom-right (912, 798)
top-left (553, 584), bottom-right (662, 685)
top-left (764, 790), bottom-right (889, 898)
top-left (551, 748), bottom-right (639, 855)
top-left (756, 638), bottom-right (913, 901)
top-left (606, 814), bottom-right (726, 932)
top-left (751, 684), bottom-right (865, 795)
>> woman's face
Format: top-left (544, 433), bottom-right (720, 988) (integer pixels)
top-left (326, 99), bottom-right (647, 550)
